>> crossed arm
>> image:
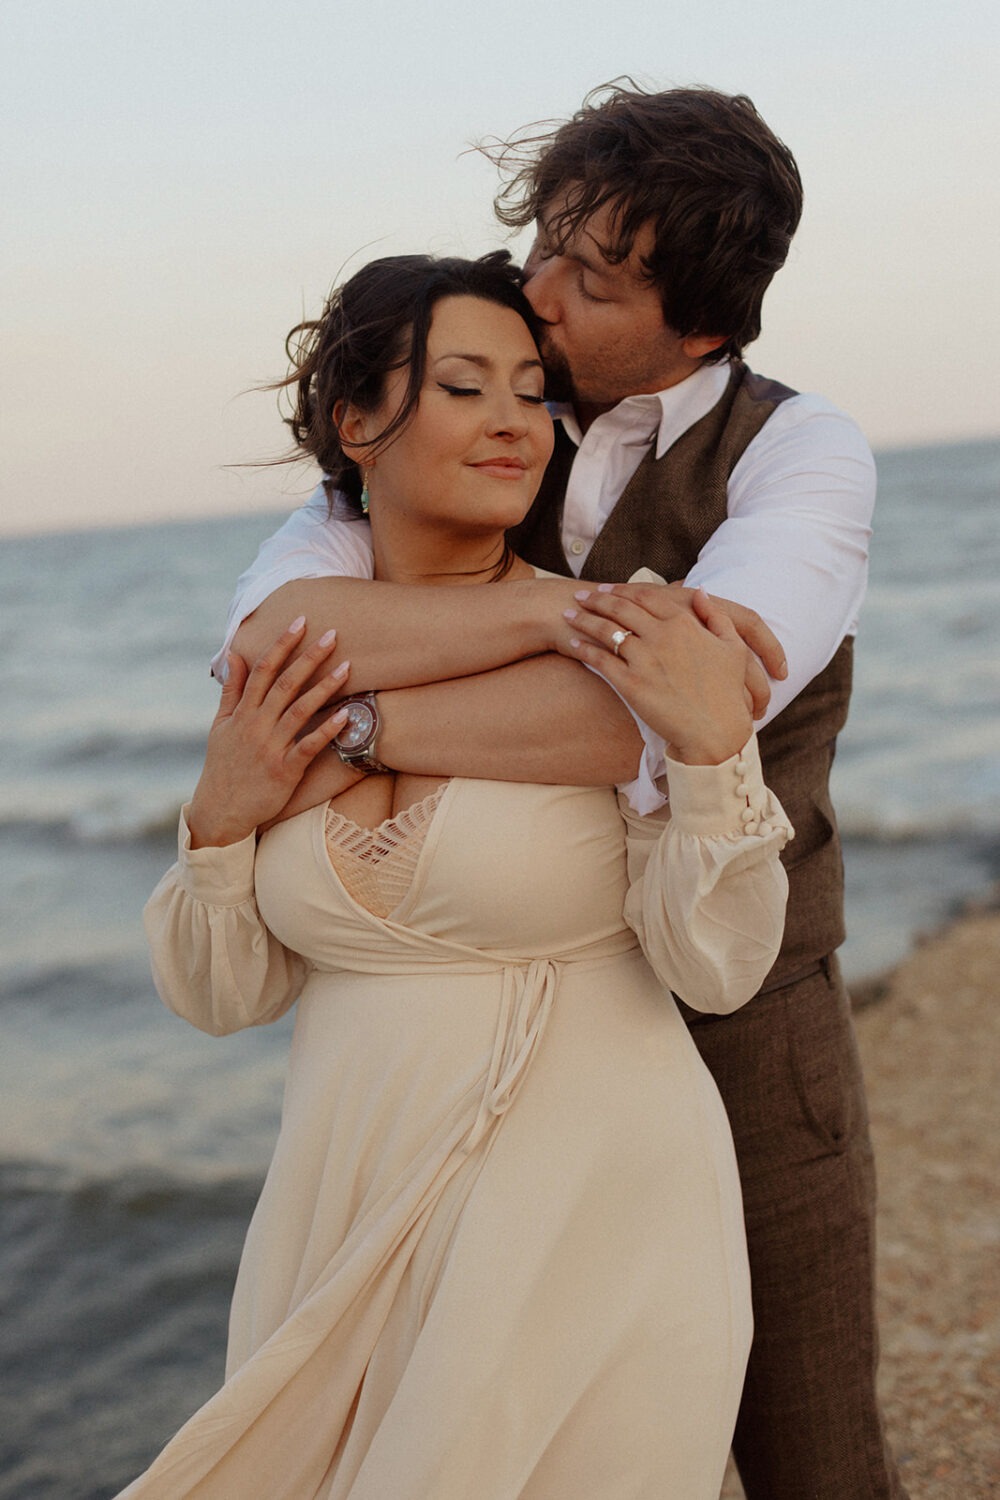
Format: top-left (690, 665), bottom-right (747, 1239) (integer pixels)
top-left (230, 574), bottom-right (782, 817)
top-left (226, 399), bottom-right (875, 811)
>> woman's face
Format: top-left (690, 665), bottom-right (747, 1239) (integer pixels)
top-left (358, 294), bottom-right (554, 539)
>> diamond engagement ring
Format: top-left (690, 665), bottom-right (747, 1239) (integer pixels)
top-left (611, 628), bottom-right (633, 657)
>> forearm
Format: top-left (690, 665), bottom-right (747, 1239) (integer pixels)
top-left (233, 575), bottom-right (581, 690)
top-left (379, 655), bottom-right (642, 784)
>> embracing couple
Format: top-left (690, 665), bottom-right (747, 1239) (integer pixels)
top-left (122, 83), bottom-right (905, 1499)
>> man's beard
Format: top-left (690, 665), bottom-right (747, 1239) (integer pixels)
top-left (538, 332), bottom-right (576, 404)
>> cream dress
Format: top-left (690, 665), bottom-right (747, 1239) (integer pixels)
top-left (124, 741), bottom-right (790, 1500)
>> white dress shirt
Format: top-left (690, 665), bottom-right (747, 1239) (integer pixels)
top-left (213, 361), bottom-right (875, 812)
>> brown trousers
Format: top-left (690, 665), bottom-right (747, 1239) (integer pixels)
top-left (681, 958), bottom-right (909, 1500)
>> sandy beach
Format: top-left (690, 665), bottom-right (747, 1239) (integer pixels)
top-left (722, 897), bottom-right (1000, 1499)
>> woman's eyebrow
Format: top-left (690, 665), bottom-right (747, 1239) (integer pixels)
top-left (433, 352), bottom-right (544, 375)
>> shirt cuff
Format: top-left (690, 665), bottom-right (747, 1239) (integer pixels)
top-left (664, 735), bottom-right (792, 839)
top-left (176, 805), bottom-right (258, 906)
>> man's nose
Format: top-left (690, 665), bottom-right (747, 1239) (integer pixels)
top-left (523, 253), bottom-right (557, 323)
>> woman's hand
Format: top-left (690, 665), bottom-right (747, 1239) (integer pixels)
top-left (187, 618), bottom-right (351, 848)
top-left (553, 580), bottom-right (784, 720)
top-left (562, 587), bottom-right (754, 765)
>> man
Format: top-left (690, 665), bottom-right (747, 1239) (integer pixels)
top-left (222, 85), bottom-right (904, 1499)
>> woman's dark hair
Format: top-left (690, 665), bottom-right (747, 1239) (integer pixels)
top-left (491, 82), bottom-right (803, 361)
top-left (278, 250), bottom-right (538, 511)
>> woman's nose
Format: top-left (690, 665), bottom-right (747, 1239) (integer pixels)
top-left (485, 392), bottom-right (529, 438)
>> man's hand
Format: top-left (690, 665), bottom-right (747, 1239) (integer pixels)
top-left (554, 580), bottom-right (786, 721)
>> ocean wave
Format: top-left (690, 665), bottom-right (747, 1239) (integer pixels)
top-left (0, 800), bottom-right (182, 848)
top-left (0, 954), bottom-right (154, 1010)
top-left (839, 810), bottom-right (1000, 846)
top-left (44, 727), bottom-right (208, 770)
top-left (0, 1156), bottom-right (262, 1218)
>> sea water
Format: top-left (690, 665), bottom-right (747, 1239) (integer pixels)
top-left (1, 438), bottom-right (997, 1497)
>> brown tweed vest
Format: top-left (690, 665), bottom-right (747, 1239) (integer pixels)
top-left (509, 362), bottom-right (851, 988)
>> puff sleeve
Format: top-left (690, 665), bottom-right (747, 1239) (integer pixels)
top-left (142, 807), bottom-right (309, 1036)
top-left (621, 735), bottom-right (793, 1013)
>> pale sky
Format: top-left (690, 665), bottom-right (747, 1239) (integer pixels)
top-left (2, 0), bottom-right (997, 535)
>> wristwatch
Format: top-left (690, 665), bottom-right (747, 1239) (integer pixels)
top-left (332, 692), bottom-right (391, 774)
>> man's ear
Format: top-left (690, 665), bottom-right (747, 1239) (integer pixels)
top-left (681, 333), bottom-right (727, 360)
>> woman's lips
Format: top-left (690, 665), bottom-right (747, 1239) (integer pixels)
top-left (469, 457), bottom-right (528, 479)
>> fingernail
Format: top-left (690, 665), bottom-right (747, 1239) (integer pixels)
top-left (289, 615), bottom-right (306, 633)
top-left (563, 608), bottom-right (578, 621)
top-left (330, 661), bottom-right (350, 678)
top-left (317, 628), bottom-right (337, 647)
top-left (568, 637), bottom-right (581, 649)
top-left (596, 583), bottom-right (615, 593)
top-left (574, 590), bottom-right (591, 601)
top-left (327, 708), bottom-right (350, 730)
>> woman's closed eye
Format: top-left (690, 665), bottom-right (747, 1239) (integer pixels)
top-left (438, 383), bottom-right (546, 406)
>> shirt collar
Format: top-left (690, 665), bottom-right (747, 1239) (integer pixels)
top-left (549, 360), bottom-right (732, 457)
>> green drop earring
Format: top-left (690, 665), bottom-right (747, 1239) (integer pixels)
top-left (360, 463), bottom-right (374, 516)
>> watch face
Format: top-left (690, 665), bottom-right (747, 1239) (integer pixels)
top-left (339, 702), bottom-right (375, 750)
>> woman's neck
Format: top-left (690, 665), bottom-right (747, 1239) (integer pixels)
top-left (370, 519), bottom-right (532, 585)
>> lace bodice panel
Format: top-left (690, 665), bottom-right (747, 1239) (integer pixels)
top-left (324, 786), bottom-right (448, 919)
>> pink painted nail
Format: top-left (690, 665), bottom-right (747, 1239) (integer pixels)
top-left (327, 708), bottom-right (350, 730)
top-left (318, 628), bottom-right (337, 648)
top-left (563, 608), bottom-right (578, 621)
top-left (569, 637), bottom-right (581, 649)
top-left (574, 590), bottom-right (591, 601)
top-left (289, 615), bottom-right (306, 633)
top-left (596, 583), bottom-right (615, 593)
top-left (330, 661), bottom-right (350, 678)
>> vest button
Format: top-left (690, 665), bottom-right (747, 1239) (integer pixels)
top-left (569, 539), bottom-right (586, 555)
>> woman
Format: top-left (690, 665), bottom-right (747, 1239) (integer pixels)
top-left (121, 253), bottom-right (791, 1499)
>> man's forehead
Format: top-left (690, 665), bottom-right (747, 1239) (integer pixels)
top-left (540, 193), bottom-right (654, 277)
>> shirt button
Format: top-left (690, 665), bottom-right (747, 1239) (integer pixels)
top-left (569, 539), bottom-right (586, 556)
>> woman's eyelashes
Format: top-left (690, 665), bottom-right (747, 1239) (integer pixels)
top-left (437, 383), bottom-right (545, 405)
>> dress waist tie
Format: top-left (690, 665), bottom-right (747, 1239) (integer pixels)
top-left (464, 959), bottom-right (559, 1155)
